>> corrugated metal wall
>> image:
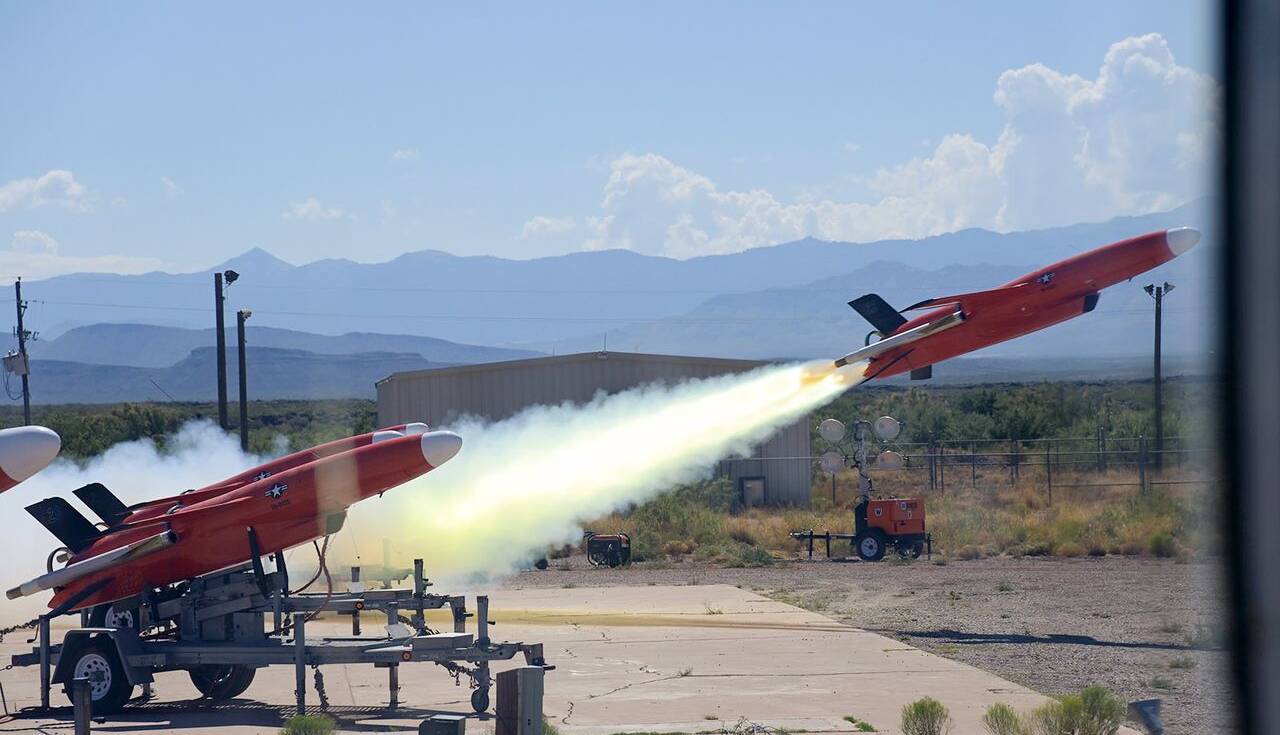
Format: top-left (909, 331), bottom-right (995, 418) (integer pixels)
top-left (376, 352), bottom-right (813, 506)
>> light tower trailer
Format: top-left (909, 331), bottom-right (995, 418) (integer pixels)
top-left (10, 555), bottom-right (549, 717)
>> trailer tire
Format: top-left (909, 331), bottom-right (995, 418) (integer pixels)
top-left (471, 687), bottom-right (490, 713)
top-left (855, 530), bottom-right (887, 562)
top-left (88, 603), bottom-right (138, 630)
top-left (68, 639), bottom-right (134, 715)
top-left (188, 665), bottom-right (256, 700)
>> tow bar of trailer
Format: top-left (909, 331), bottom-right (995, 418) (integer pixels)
top-left (10, 556), bottom-right (550, 717)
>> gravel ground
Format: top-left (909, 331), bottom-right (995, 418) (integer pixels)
top-left (500, 555), bottom-right (1237, 735)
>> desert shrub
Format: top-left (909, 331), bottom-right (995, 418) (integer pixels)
top-left (1030, 686), bottom-right (1124, 735)
top-left (280, 714), bottom-right (336, 735)
top-left (727, 544), bottom-right (775, 568)
top-left (1147, 531), bottom-right (1178, 558)
top-left (982, 703), bottom-right (1028, 735)
top-left (956, 545), bottom-right (985, 560)
top-left (1055, 542), bottom-right (1086, 558)
top-left (901, 697), bottom-right (952, 735)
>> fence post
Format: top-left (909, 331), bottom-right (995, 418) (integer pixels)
top-left (939, 442), bottom-right (946, 494)
top-left (1138, 435), bottom-right (1148, 495)
top-left (971, 442), bottom-right (978, 488)
top-left (1045, 441), bottom-right (1052, 506)
top-left (928, 437), bottom-right (937, 491)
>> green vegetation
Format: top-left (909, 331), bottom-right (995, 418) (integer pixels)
top-left (900, 697), bottom-right (952, 735)
top-left (1029, 686), bottom-right (1125, 735)
top-left (0, 399), bottom-right (375, 458)
top-left (279, 714), bottom-right (337, 735)
top-left (981, 703), bottom-right (1026, 735)
top-left (544, 718), bottom-right (563, 735)
top-left (843, 715), bottom-right (877, 732)
top-left (819, 378), bottom-right (1207, 445)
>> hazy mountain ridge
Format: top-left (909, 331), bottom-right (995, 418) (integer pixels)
top-left (24, 346), bottom-right (443, 404)
top-left (7, 201), bottom-right (1210, 352)
top-left (29, 324), bottom-right (540, 369)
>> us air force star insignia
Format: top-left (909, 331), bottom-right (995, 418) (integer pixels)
top-left (1037, 272), bottom-right (1055, 285)
top-left (265, 482), bottom-right (288, 499)
top-left (253, 470), bottom-right (272, 481)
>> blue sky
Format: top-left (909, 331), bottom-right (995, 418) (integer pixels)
top-left (0, 2), bottom-right (1217, 276)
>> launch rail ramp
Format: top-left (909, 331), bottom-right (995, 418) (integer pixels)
top-left (10, 556), bottom-right (549, 718)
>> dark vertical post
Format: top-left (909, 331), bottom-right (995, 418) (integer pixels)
top-left (38, 615), bottom-right (49, 710)
top-left (293, 613), bottom-right (306, 715)
top-left (214, 273), bottom-right (228, 429)
top-left (1153, 285), bottom-right (1164, 468)
top-left (971, 442), bottom-right (977, 488)
top-left (71, 677), bottom-right (90, 735)
top-left (1139, 435), bottom-right (1148, 495)
top-left (236, 310), bottom-right (250, 452)
top-left (1045, 441), bottom-right (1052, 506)
top-left (14, 279), bottom-right (30, 425)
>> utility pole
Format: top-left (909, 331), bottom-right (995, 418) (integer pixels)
top-left (13, 279), bottom-right (31, 425)
top-left (237, 309), bottom-right (251, 452)
top-left (1144, 282), bottom-right (1174, 468)
top-left (215, 273), bottom-right (228, 429)
top-left (214, 269), bottom-right (240, 429)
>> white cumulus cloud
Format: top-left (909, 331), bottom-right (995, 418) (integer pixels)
top-left (160, 176), bottom-right (183, 197)
top-left (11, 230), bottom-right (59, 255)
top-left (0, 170), bottom-right (89, 212)
top-left (520, 215), bottom-right (577, 239)
top-left (391, 148), bottom-right (420, 162)
top-left (3, 230), bottom-right (165, 279)
top-left (565, 33), bottom-right (1217, 258)
top-left (283, 197), bottom-right (346, 221)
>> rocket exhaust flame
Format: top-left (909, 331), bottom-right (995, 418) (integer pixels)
top-left (345, 360), bottom-right (868, 584)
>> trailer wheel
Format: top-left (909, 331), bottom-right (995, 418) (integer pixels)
top-left (855, 530), bottom-right (887, 562)
top-left (89, 603), bottom-right (138, 630)
top-left (69, 639), bottom-right (134, 714)
top-left (188, 665), bottom-right (256, 700)
top-left (471, 686), bottom-right (490, 713)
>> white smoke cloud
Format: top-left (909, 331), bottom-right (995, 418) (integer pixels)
top-left (344, 360), bottom-right (862, 585)
top-left (559, 33), bottom-right (1217, 257)
top-left (0, 365), bottom-right (858, 620)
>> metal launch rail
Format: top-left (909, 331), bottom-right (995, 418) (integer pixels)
top-left (9, 556), bottom-right (549, 717)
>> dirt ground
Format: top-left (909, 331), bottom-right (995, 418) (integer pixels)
top-left (500, 555), bottom-right (1237, 735)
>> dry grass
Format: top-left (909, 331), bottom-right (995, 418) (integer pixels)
top-left (580, 467), bottom-right (1209, 563)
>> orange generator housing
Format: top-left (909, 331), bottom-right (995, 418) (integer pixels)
top-left (852, 496), bottom-right (931, 561)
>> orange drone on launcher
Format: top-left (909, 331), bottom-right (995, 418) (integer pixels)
top-left (835, 228), bottom-right (1201, 380)
top-left (9, 424), bottom-right (461, 612)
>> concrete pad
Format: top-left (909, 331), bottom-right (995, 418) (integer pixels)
top-left (0, 584), bottom-right (1135, 734)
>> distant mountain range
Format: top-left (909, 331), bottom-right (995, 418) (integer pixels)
top-left (24, 347), bottom-right (444, 403)
top-left (0, 200), bottom-right (1214, 403)
top-left (29, 324), bottom-right (538, 369)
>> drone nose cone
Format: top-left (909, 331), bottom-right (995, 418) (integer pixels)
top-left (1165, 227), bottom-right (1200, 256)
top-left (0, 426), bottom-right (61, 485)
top-left (401, 422), bottom-right (430, 436)
top-left (420, 431), bottom-right (462, 468)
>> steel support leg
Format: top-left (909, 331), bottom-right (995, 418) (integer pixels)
top-left (388, 664), bottom-right (399, 710)
top-left (293, 613), bottom-right (306, 715)
top-left (477, 595), bottom-right (490, 646)
top-left (38, 616), bottom-right (50, 711)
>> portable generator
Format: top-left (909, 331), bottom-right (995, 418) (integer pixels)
top-left (853, 496), bottom-right (931, 561)
top-left (583, 532), bottom-right (631, 568)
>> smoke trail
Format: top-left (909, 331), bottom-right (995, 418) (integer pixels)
top-left (0, 361), bottom-right (860, 622)
top-left (344, 360), bottom-right (864, 584)
top-left (0, 422), bottom-right (262, 621)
